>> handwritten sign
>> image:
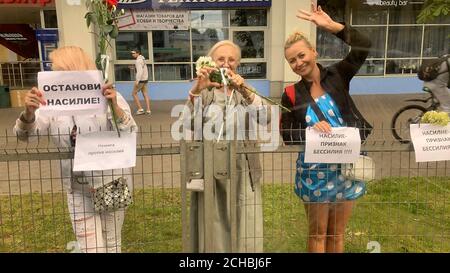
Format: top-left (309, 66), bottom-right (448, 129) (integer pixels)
top-left (410, 124), bottom-right (450, 162)
top-left (73, 131), bottom-right (136, 171)
top-left (38, 70), bottom-right (107, 116)
top-left (304, 127), bottom-right (361, 163)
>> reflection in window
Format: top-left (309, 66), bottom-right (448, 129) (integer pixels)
top-left (353, 27), bottom-right (385, 58)
top-left (192, 28), bottom-right (228, 60)
top-left (233, 31), bottom-right (264, 58)
top-left (357, 60), bottom-right (385, 76)
top-left (230, 9), bottom-right (267, 26)
top-left (44, 10), bottom-right (58, 28)
top-left (389, 4), bottom-right (422, 24)
top-left (191, 10), bottom-right (228, 28)
top-left (153, 31), bottom-right (190, 62)
top-left (317, 28), bottom-right (348, 60)
top-left (386, 59), bottom-right (420, 75)
top-left (318, 0), bottom-right (346, 22)
top-left (423, 26), bottom-right (450, 57)
top-left (387, 26), bottom-right (421, 58)
top-left (115, 64), bottom-right (152, 81)
top-left (116, 32), bottom-right (148, 60)
top-left (154, 64), bottom-right (190, 81)
top-left (351, 5), bottom-right (387, 25)
top-left (237, 63), bottom-right (266, 79)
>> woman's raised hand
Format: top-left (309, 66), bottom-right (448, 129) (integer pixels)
top-left (24, 87), bottom-right (46, 115)
top-left (297, 4), bottom-right (343, 34)
top-left (226, 69), bottom-right (245, 90)
top-left (191, 66), bottom-right (222, 95)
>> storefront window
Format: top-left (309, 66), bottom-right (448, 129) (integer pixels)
top-left (353, 26), bottom-right (385, 58)
top-left (114, 9), bottom-right (268, 82)
top-left (230, 9), bottom-right (267, 26)
top-left (115, 64), bottom-right (152, 81)
top-left (153, 30), bottom-right (190, 62)
top-left (191, 10), bottom-right (228, 28)
top-left (423, 25), bottom-right (450, 57)
top-left (389, 5), bottom-right (422, 24)
top-left (237, 62), bottom-right (266, 79)
top-left (357, 60), bottom-right (385, 76)
top-left (233, 31), bottom-right (265, 58)
top-left (192, 28), bottom-right (228, 60)
top-left (316, 28), bottom-right (348, 60)
top-left (387, 26), bottom-right (422, 58)
top-left (352, 6), bottom-right (387, 25)
top-left (43, 10), bottom-right (58, 28)
top-left (154, 64), bottom-right (190, 81)
top-left (386, 59), bottom-right (420, 75)
top-left (116, 32), bottom-right (148, 60)
top-left (319, 2), bottom-right (449, 76)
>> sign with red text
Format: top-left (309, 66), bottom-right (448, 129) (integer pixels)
top-left (410, 124), bottom-right (450, 162)
top-left (305, 127), bottom-right (361, 163)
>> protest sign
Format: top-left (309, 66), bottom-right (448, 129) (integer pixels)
top-left (305, 127), bottom-right (361, 163)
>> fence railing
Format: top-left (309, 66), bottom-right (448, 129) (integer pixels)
top-left (0, 126), bottom-right (449, 252)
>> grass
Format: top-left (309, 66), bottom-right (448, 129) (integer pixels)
top-left (0, 177), bottom-right (449, 253)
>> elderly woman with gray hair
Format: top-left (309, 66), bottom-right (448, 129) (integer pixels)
top-left (185, 40), bottom-right (271, 252)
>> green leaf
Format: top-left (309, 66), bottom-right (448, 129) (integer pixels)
top-left (109, 25), bottom-right (119, 39)
top-left (85, 0), bottom-right (92, 9)
top-left (86, 16), bottom-right (91, 28)
top-left (101, 25), bottom-right (114, 35)
top-left (95, 53), bottom-right (102, 70)
top-left (433, 6), bottom-right (443, 16)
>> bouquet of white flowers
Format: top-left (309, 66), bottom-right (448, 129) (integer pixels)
top-left (421, 111), bottom-right (450, 126)
top-left (195, 56), bottom-right (230, 85)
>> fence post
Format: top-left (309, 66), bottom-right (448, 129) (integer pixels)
top-left (229, 140), bottom-right (238, 252)
top-left (180, 140), bottom-right (188, 252)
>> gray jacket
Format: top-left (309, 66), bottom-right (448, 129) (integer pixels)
top-left (184, 87), bottom-right (272, 185)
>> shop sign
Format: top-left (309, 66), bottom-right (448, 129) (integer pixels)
top-left (0, 33), bottom-right (27, 41)
top-left (118, 10), bottom-right (189, 30)
top-left (364, 0), bottom-right (410, 7)
top-left (35, 29), bottom-right (58, 42)
top-left (0, 0), bottom-right (53, 6)
top-left (117, 0), bottom-right (271, 10)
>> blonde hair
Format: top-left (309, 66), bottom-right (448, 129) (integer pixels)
top-left (284, 31), bottom-right (313, 50)
top-left (207, 40), bottom-right (241, 65)
top-left (49, 46), bottom-right (97, 71)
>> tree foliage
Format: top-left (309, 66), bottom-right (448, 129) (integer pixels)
top-left (417, 0), bottom-right (450, 23)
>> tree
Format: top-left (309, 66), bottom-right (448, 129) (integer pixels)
top-left (417, 0), bottom-right (450, 23)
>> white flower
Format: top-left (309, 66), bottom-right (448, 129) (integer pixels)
top-left (195, 56), bottom-right (216, 73)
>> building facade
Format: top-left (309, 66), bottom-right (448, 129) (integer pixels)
top-left (1, 0), bottom-right (448, 100)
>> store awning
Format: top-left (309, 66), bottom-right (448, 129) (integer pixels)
top-left (0, 24), bottom-right (39, 59)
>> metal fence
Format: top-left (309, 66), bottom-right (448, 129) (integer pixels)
top-left (0, 125), bottom-right (449, 253)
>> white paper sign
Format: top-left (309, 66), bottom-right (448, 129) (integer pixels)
top-left (304, 127), bottom-right (361, 163)
top-left (73, 131), bottom-right (136, 171)
top-left (38, 70), bottom-right (107, 116)
top-left (118, 10), bottom-right (189, 30)
top-left (410, 124), bottom-right (450, 162)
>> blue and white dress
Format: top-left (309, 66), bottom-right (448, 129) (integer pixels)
top-left (294, 93), bottom-right (366, 202)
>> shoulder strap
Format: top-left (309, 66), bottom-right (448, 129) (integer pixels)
top-left (284, 84), bottom-right (296, 106)
top-left (294, 81), bottom-right (327, 122)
